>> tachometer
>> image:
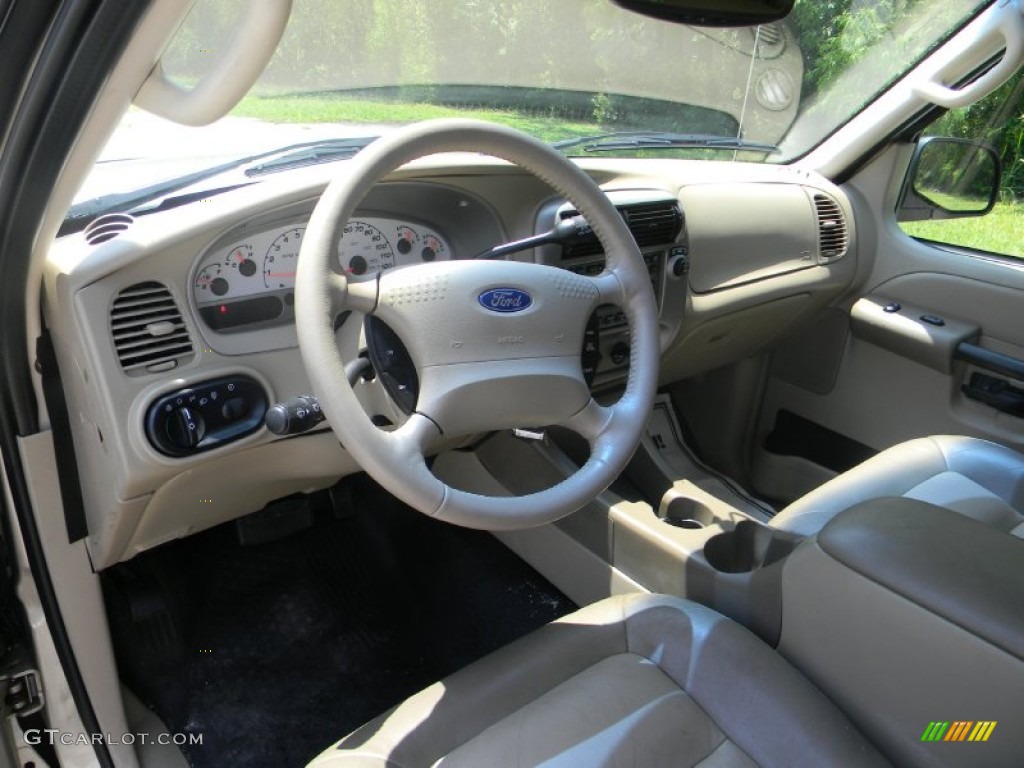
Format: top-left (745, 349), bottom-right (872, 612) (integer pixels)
top-left (339, 220), bottom-right (394, 275)
top-left (263, 226), bottom-right (304, 289)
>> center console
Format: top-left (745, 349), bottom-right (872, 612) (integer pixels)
top-left (536, 189), bottom-right (688, 387)
top-left (435, 428), bottom-right (800, 642)
top-left (608, 480), bottom-right (801, 644)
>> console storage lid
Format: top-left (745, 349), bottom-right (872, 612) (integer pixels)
top-left (817, 496), bottom-right (1024, 660)
top-left (778, 497), bottom-right (1024, 768)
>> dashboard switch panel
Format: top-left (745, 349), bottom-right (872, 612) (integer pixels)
top-left (145, 375), bottom-right (268, 457)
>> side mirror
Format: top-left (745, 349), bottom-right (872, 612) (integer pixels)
top-left (610, 0), bottom-right (794, 27)
top-left (898, 137), bottom-right (1001, 221)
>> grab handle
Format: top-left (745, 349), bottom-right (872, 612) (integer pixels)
top-left (135, 0), bottom-right (291, 126)
top-left (913, 1), bottom-right (1024, 109)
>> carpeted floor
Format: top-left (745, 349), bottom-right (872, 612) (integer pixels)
top-left (104, 475), bottom-right (576, 767)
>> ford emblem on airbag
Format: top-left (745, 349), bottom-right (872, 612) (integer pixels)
top-left (478, 288), bottom-right (532, 313)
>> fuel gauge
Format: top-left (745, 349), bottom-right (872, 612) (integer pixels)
top-left (194, 264), bottom-right (230, 298)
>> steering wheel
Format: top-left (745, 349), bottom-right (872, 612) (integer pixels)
top-left (295, 119), bottom-right (658, 529)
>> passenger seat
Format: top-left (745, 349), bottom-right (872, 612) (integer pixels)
top-left (769, 435), bottom-right (1024, 537)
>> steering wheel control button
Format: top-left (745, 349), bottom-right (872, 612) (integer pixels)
top-left (920, 314), bottom-right (946, 326)
top-left (145, 374), bottom-right (268, 457)
top-left (582, 314), bottom-right (602, 387)
top-left (883, 302), bottom-right (902, 313)
top-left (477, 287), bottom-right (533, 313)
top-left (265, 395), bottom-right (325, 436)
top-left (611, 342), bottom-right (631, 366)
top-left (365, 316), bottom-right (419, 415)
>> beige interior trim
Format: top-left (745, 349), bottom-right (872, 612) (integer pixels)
top-left (27, 0), bottom-right (197, 428)
top-left (432, 449), bottom-right (645, 605)
top-left (1, 452), bottom-right (94, 767)
top-left (17, 433), bottom-right (138, 768)
top-left (122, 431), bottom-right (359, 561)
top-left (850, 295), bottom-right (979, 373)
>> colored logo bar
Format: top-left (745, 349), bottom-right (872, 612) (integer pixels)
top-left (921, 721), bottom-right (997, 742)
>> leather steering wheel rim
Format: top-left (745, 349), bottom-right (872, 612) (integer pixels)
top-left (295, 119), bottom-right (658, 529)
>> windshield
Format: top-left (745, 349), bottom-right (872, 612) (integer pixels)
top-left (78, 0), bottom-right (988, 207)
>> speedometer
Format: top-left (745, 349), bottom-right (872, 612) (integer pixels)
top-left (339, 220), bottom-right (394, 275)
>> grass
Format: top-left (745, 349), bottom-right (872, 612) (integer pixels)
top-left (900, 201), bottom-right (1024, 259)
top-left (231, 93), bottom-right (604, 145)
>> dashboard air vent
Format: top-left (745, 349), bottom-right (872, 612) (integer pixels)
top-left (110, 282), bottom-right (194, 375)
top-left (813, 194), bottom-right (848, 261)
top-left (560, 201), bottom-right (683, 258)
top-left (84, 213), bottom-right (134, 245)
top-left (622, 202), bottom-right (684, 247)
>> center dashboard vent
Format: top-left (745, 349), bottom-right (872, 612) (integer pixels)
top-left (813, 194), bottom-right (849, 261)
top-left (560, 200), bottom-right (683, 258)
top-left (110, 281), bottom-right (195, 375)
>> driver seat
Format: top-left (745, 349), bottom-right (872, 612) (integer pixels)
top-left (308, 593), bottom-right (887, 767)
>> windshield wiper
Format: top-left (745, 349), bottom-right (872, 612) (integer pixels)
top-left (64, 137), bottom-right (379, 232)
top-left (552, 132), bottom-right (777, 153)
top-left (243, 137), bottom-right (377, 176)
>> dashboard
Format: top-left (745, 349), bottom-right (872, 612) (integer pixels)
top-left (45, 158), bottom-right (857, 569)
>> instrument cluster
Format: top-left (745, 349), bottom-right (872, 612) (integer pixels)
top-left (192, 216), bottom-right (452, 331)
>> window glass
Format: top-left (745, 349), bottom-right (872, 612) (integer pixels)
top-left (76, 0), bottom-right (990, 209)
top-left (900, 70), bottom-right (1024, 258)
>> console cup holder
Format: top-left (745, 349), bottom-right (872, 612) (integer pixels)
top-left (657, 495), bottom-right (715, 530)
top-left (703, 520), bottom-right (798, 573)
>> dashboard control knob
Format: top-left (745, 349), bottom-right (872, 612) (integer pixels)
top-left (145, 375), bottom-right (267, 457)
top-left (669, 254), bottom-right (689, 278)
top-left (166, 407), bottom-right (206, 449)
top-left (610, 342), bottom-right (631, 366)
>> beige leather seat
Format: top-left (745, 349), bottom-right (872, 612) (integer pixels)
top-left (309, 593), bottom-right (887, 767)
top-left (770, 435), bottom-right (1024, 537)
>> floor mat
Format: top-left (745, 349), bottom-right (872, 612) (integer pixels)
top-left (104, 476), bottom-right (576, 768)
